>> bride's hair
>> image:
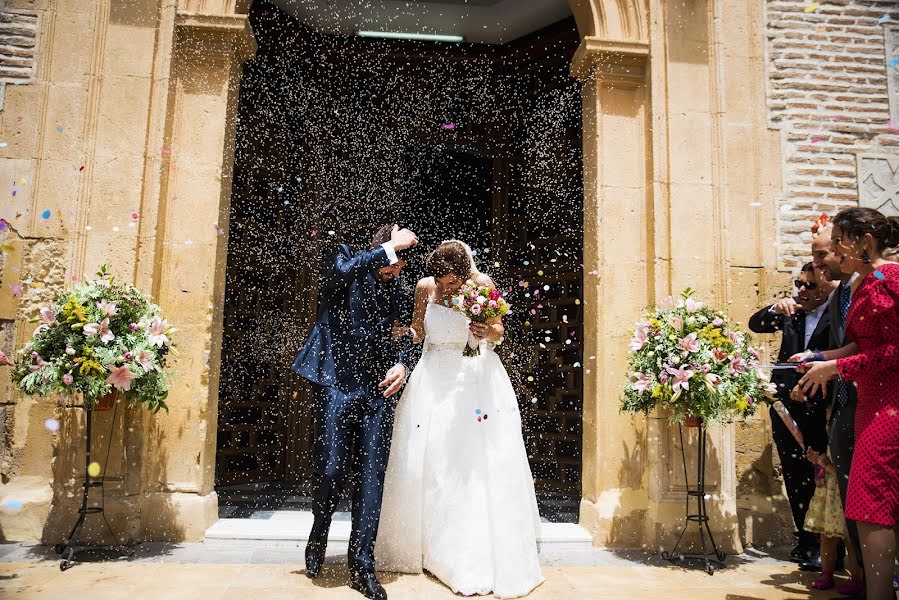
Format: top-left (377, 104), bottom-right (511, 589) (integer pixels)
top-left (426, 240), bottom-right (475, 280)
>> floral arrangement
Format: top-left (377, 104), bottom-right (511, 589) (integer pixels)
top-left (620, 288), bottom-right (775, 424)
top-left (451, 280), bottom-right (511, 356)
top-left (10, 265), bottom-right (176, 412)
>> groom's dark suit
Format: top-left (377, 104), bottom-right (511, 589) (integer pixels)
top-left (292, 242), bottom-right (414, 576)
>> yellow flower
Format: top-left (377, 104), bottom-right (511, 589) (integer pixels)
top-left (651, 384), bottom-right (662, 399)
top-left (78, 359), bottom-right (104, 377)
top-left (736, 398), bottom-right (748, 412)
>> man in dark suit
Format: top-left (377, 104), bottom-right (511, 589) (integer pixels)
top-left (749, 262), bottom-right (837, 563)
top-left (810, 226), bottom-right (863, 583)
top-left (292, 224), bottom-right (418, 600)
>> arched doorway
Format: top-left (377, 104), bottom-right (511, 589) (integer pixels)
top-left (214, 1), bottom-right (585, 522)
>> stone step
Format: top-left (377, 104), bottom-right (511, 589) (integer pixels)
top-left (204, 511), bottom-right (593, 553)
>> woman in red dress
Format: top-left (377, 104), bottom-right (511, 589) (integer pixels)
top-left (798, 207), bottom-right (899, 600)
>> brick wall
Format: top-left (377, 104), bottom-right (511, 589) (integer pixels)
top-left (766, 0), bottom-right (899, 270)
top-left (0, 4), bottom-right (38, 109)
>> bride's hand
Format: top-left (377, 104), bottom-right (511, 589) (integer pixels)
top-left (379, 363), bottom-right (407, 398)
top-left (469, 322), bottom-right (489, 340)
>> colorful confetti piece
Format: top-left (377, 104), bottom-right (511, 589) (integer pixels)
top-left (160, 147), bottom-right (172, 155)
top-left (44, 418), bottom-right (60, 432)
top-left (810, 135), bottom-right (822, 143)
top-left (441, 123), bottom-right (456, 130)
top-left (804, 2), bottom-right (820, 13)
top-left (0, 142), bottom-right (7, 148)
top-left (131, 212), bottom-right (140, 220)
top-left (88, 462), bottom-right (101, 477)
top-left (878, 14), bottom-right (891, 25)
top-left (40, 210), bottom-right (51, 220)
top-left (0, 219), bottom-right (8, 232)
top-left (1, 498), bottom-right (23, 513)
top-left (889, 57), bottom-right (899, 68)
top-left (888, 120), bottom-right (899, 133)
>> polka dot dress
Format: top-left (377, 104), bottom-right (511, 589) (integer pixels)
top-left (837, 263), bottom-right (899, 527)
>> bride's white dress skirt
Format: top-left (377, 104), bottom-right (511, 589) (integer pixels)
top-left (376, 303), bottom-right (544, 598)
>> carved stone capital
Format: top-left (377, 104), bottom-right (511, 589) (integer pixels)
top-left (571, 36), bottom-right (649, 88)
top-left (174, 12), bottom-right (256, 63)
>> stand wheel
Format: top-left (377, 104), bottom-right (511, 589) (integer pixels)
top-left (54, 544), bottom-right (65, 555)
top-left (59, 559), bottom-right (70, 571)
top-left (705, 564), bottom-right (715, 575)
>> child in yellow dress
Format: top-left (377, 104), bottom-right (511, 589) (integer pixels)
top-left (803, 445), bottom-right (862, 591)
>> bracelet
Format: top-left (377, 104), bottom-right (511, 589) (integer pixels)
top-left (811, 351), bottom-right (825, 362)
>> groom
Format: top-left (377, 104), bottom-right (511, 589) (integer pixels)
top-left (292, 223), bottom-right (419, 600)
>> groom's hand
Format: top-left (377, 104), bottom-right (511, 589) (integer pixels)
top-left (379, 363), bottom-right (407, 398)
top-left (389, 225), bottom-right (419, 252)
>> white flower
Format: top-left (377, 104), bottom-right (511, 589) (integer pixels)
top-left (685, 298), bottom-right (703, 313)
top-left (147, 318), bottom-right (170, 347)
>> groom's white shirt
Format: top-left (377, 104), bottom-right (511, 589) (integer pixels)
top-left (382, 242), bottom-right (399, 264)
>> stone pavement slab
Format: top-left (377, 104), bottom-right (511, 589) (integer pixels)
top-left (0, 543), bottom-right (841, 600)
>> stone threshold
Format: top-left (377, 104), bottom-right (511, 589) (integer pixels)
top-left (205, 510), bottom-right (593, 548)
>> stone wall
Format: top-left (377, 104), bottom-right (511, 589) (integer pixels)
top-left (767, 0), bottom-right (899, 270)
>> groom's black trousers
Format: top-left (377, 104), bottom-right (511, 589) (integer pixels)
top-left (310, 383), bottom-right (396, 575)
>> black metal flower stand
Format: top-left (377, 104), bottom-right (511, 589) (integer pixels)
top-left (661, 421), bottom-right (726, 575)
top-left (54, 406), bottom-right (131, 571)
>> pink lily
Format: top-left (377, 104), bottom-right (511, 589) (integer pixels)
top-left (712, 317), bottom-right (724, 327)
top-left (666, 366), bottom-right (695, 393)
top-left (629, 326), bottom-right (649, 351)
top-left (146, 317), bottom-right (170, 347)
top-left (97, 318), bottom-right (114, 343)
top-left (631, 372), bottom-right (652, 395)
top-left (659, 296), bottom-right (676, 310)
top-left (713, 348), bottom-right (728, 362)
top-left (96, 300), bottom-right (118, 317)
top-left (105, 364), bottom-right (136, 391)
top-left (134, 350), bottom-right (156, 372)
top-left (83, 322), bottom-right (100, 337)
top-left (678, 332), bottom-right (700, 354)
top-left (39, 304), bottom-right (57, 325)
top-left (685, 298), bottom-right (703, 313)
top-left (704, 373), bottom-right (722, 388)
top-left (729, 356), bottom-right (747, 375)
top-left (669, 316), bottom-right (684, 333)
top-left (0, 349), bottom-right (13, 367)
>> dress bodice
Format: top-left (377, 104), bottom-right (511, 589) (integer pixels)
top-left (423, 302), bottom-right (470, 353)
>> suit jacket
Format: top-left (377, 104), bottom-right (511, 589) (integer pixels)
top-left (748, 299), bottom-right (832, 405)
top-left (291, 243), bottom-right (414, 390)
top-left (827, 282), bottom-right (857, 406)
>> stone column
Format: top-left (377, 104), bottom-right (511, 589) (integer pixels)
top-left (572, 39), bottom-right (657, 547)
top-left (138, 12), bottom-right (254, 542)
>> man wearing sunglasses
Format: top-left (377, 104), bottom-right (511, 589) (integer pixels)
top-left (749, 262), bottom-right (838, 567)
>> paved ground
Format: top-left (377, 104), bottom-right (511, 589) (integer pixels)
top-left (0, 541), bottom-right (848, 599)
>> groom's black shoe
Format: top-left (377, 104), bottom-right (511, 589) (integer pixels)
top-left (349, 571), bottom-right (387, 600)
top-left (304, 540), bottom-right (326, 579)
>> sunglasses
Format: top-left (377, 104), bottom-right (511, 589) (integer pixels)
top-left (794, 279), bottom-right (817, 291)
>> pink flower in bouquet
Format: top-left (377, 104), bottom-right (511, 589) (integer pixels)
top-left (489, 289), bottom-right (500, 301)
top-left (669, 315), bottom-right (684, 332)
top-left (704, 373), bottom-right (722, 388)
top-left (713, 348), bottom-right (728, 362)
top-left (659, 371), bottom-right (670, 383)
top-left (28, 353), bottom-right (46, 372)
top-left (87, 318), bottom-right (115, 343)
top-left (666, 366), bottom-right (695, 393)
top-left (632, 372), bottom-right (652, 395)
top-left (762, 381), bottom-right (778, 399)
top-left (685, 298), bottom-right (703, 313)
top-left (147, 317), bottom-right (170, 347)
top-left (659, 295), bottom-right (677, 310)
top-left (129, 323), bottom-right (140, 332)
top-left (728, 356), bottom-right (747, 375)
top-left (488, 300), bottom-right (497, 309)
top-left (700, 363), bottom-right (711, 373)
top-left (135, 350), bottom-right (156, 372)
top-left (629, 326), bottom-right (649, 351)
top-left (748, 347), bottom-right (760, 360)
top-left (63, 373), bottom-right (74, 385)
top-left (727, 331), bottom-right (745, 346)
top-left (470, 303), bottom-right (482, 316)
top-left (0, 349), bottom-right (13, 367)
top-left (65, 345), bottom-right (76, 356)
top-left (105, 364), bottom-right (136, 391)
top-left (678, 332), bottom-right (700, 354)
top-left (96, 300), bottom-right (118, 317)
top-left (712, 317), bottom-right (724, 327)
top-left (39, 305), bottom-right (56, 326)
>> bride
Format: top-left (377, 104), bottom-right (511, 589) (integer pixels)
top-left (375, 240), bottom-right (544, 598)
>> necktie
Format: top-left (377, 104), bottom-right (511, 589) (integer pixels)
top-left (834, 284), bottom-right (852, 407)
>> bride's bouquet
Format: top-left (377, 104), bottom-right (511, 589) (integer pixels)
top-left (451, 281), bottom-right (511, 356)
top-left (10, 265), bottom-right (176, 412)
top-left (620, 288), bottom-right (775, 424)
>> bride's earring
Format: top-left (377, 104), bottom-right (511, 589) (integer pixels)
top-left (862, 250), bottom-right (871, 264)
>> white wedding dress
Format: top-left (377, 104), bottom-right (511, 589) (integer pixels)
top-left (376, 301), bottom-right (544, 598)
